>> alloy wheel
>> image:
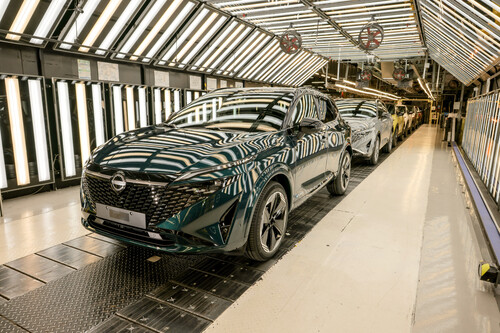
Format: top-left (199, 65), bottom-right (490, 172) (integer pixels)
top-left (341, 153), bottom-right (351, 191)
top-left (260, 192), bottom-right (287, 253)
top-left (373, 139), bottom-right (379, 161)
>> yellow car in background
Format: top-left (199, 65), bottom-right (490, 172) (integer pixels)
top-left (387, 104), bottom-right (406, 145)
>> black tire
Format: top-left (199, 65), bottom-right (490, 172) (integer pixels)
top-left (392, 128), bottom-right (398, 147)
top-left (369, 136), bottom-right (380, 165)
top-left (382, 131), bottom-right (393, 154)
top-left (327, 150), bottom-right (351, 196)
top-left (245, 181), bottom-right (288, 261)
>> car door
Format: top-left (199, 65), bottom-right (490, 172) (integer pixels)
top-left (377, 102), bottom-right (392, 145)
top-left (290, 94), bottom-right (327, 203)
top-left (318, 97), bottom-right (344, 176)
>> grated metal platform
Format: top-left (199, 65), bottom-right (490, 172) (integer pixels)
top-left (0, 144), bottom-right (395, 333)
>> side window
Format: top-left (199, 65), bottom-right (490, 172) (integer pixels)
top-left (291, 94), bottom-right (319, 126)
top-left (325, 99), bottom-right (337, 123)
top-left (378, 102), bottom-right (387, 116)
top-left (317, 98), bottom-right (327, 121)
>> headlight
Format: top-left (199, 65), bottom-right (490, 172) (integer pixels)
top-left (183, 175), bottom-right (239, 196)
top-left (175, 155), bottom-right (256, 182)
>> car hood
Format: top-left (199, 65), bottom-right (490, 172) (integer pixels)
top-left (341, 116), bottom-right (375, 133)
top-left (92, 126), bottom-right (280, 174)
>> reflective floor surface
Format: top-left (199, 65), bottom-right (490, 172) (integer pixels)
top-left (205, 125), bottom-right (500, 333)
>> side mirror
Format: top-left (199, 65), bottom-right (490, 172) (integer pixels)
top-left (299, 118), bottom-right (325, 135)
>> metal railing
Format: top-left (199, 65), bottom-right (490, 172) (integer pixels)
top-left (462, 90), bottom-right (500, 203)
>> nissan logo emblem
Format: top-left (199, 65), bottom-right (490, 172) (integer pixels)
top-left (110, 172), bottom-right (126, 193)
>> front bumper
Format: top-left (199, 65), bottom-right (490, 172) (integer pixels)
top-left (80, 173), bottom-right (249, 254)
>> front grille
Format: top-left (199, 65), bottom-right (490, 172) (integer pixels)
top-left (82, 173), bottom-right (204, 226)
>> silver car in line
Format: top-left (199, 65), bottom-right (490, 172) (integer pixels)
top-left (334, 99), bottom-right (393, 165)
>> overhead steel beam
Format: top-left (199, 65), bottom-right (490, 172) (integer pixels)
top-left (411, 0), bottom-right (427, 49)
top-left (299, 0), bottom-right (376, 60)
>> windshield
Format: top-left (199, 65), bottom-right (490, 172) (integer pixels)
top-left (335, 100), bottom-right (377, 118)
top-left (166, 90), bottom-right (293, 132)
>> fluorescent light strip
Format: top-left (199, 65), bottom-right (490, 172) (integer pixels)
top-left (265, 51), bottom-right (304, 82)
top-left (75, 83), bottom-right (91, 167)
top-left (202, 25), bottom-right (248, 71)
top-left (154, 89), bottom-right (162, 124)
top-left (28, 79), bottom-right (50, 182)
top-left (221, 30), bottom-right (265, 72)
top-left (60, 0), bottom-right (100, 49)
top-left (161, 9), bottom-right (209, 62)
top-left (6, 0), bottom-right (40, 40)
top-left (79, 0), bottom-right (121, 52)
top-left (91, 84), bottom-right (105, 146)
top-left (165, 89), bottom-right (172, 118)
top-left (256, 52), bottom-right (291, 81)
top-left (0, 124), bottom-right (7, 188)
top-left (270, 52), bottom-right (309, 83)
top-left (193, 21), bottom-right (238, 70)
top-left (143, 2), bottom-right (195, 62)
top-left (116, 0), bottom-right (168, 58)
top-left (271, 53), bottom-right (306, 83)
top-left (170, 12), bottom-right (220, 67)
top-left (126, 86), bottom-right (136, 130)
top-left (139, 87), bottom-right (147, 127)
top-left (186, 91), bottom-right (192, 104)
top-left (279, 55), bottom-right (314, 84)
top-left (174, 90), bottom-right (180, 112)
top-left (364, 88), bottom-right (399, 99)
top-left (112, 85), bottom-right (124, 134)
top-left (0, 1), bottom-right (10, 23)
top-left (335, 83), bottom-right (398, 100)
top-left (248, 46), bottom-right (283, 80)
top-left (179, 16), bottom-right (227, 67)
top-left (232, 36), bottom-right (272, 74)
top-left (296, 61), bottom-right (329, 87)
top-left (282, 56), bottom-right (317, 85)
top-left (210, 29), bottom-right (254, 73)
top-left (130, 0), bottom-right (182, 60)
top-left (238, 40), bottom-right (278, 78)
top-left (56, 81), bottom-right (76, 177)
top-left (221, 33), bottom-right (265, 74)
top-left (288, 58), bottom-right (321, 87)
top-left (194, 91), bottom-right (200, 99)
top-left (5, 78), bottom-right (29, 185)
top-left (96, 1), bottom-right (139, 55)
top-left (30, 0), bottom-right (67, 44)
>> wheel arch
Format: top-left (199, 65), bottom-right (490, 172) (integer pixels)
top-left (241, 163), bottom-right (294, 243)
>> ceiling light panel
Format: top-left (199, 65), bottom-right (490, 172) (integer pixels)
top-left (155, 5), bottom-right (230, 68)
top-left (57, 0), bottom-right (146, 56)
top-left (215, 29), bottom-right (272, 76)
top-left (207, 0), bottom-right (425, 62)
top-left (0, 0), bottom-right (70, 46)
top-left (190, 18), bottom-right (253, 72)
top-left (113, 0), bottom-right (199, 62)
top-left (291, 59), bottom-right (328, 86)
top-left (419, 0), bottom-right (500, 84)
top-left (281, 56), bottom-right (320, 85)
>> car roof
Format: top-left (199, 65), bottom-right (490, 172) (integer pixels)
top-left (335, 98), bottom-right (379, 104)
top-left (207, 87), bottom-right (331, 100)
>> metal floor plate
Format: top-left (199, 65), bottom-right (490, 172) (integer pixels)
top-left (4, 254), bottom-right (75, 283)
top-left (0, 316), bottom-right (26, 333)
top-left (0, 148), bottom-right (392, 333)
